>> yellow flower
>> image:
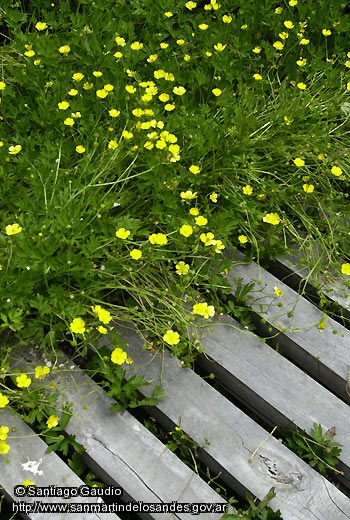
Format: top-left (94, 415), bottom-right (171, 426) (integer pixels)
top-left (111, 347), bottom-right (127, 365)
top-left (173, 86), bottom-right (186, 96)
top-left (175, 261), bottom-right (190, 275)
top-left (293, 157), bottom-right (305, 167)
top-left (296, 58), bottom-right (307, 67)
top-left (156, 94), bottom-right (169, 105)
top-left (24, 49), bottom-right (35, 57)
top-left (164, 12), bottom-right (173, 17)
top-left (299, 38), bottom-right (309, 45)
top-left (23, 479), bottom-right (35, 486)
top-left (130, 41), bottom-right (143, 51)
top-left (68, 88), bottom-right (78, 96)
top-left (222, 15), bottom-right (232, 23)
top-left (214, 43), bottom-right (226, 52)
top-left (147, 53), bottom-right (158, 63)
top-left (71, 112), bottom-right (81, 118)
top-left (274, 287), bottom-right (284, 297)
top-left (179, 224), bottom-right (193, 237)
top-left (8, 145), bottom-right (22, 155)
top-left (70, 317), bottom-right (86, 334)
top-left (289, 0), bottom-right (298, 5)
top-left (0, 426), bottom-right (9, 441)
top-left (46, 415), bottom-right (59, 429)
top-left (58, 101), bottom-right (69, 110)
top-left (97, 325), bottom-right (108, 334)
top-left (189, 207), bottom-right (199, 216)
top-left (59, 45), bottom-right (71, 55)
top-left (35, 21), bottom-right (48, 30)
top-left (114, 51), bottom-right (123, 59)
top-left (209, 192), bottom-right (218, 202)
top-left (242, 185), bottom-right (253, 195)
top-left (164, 103), bottom-right (175, 111)
top-left (192, 302), bottom-right (215, 319)
top-left (185, 1), bottom-right (196, 9)
top-left (91, 306), bottom-right (112, 324)
top-left (317, 318), bottom-right (327, 329)
top-left (273, 41), bottom-right (284, 50)
top-left (189, 165), bottom-right (200, 175)
top-left (35, 366), bottom-right (50, 379)
top-left (160, 42), bottom-right (169, 49)
top-left (238, 235), bottom-right (248, 244)
top-left (0, 441), bottom-right (10, 454)
top-left (322, 29), bottom-right (331, 36)
top-left (284, 115), bottom-right (293, 125)
top-left (176, 39), bottom-right (185, 46)
top-left (132, 108), bottom-right (144, 117)
top-left (0, 81), bottom-right (6, 90)
top-left (115, 36), bottom-right (126, 46)
top-left (199, 24), bottom-right (209, 30)
top-left (284, 21), bottom-right (294, 29)
top-left (72, 72), bottom-right (84, 81)
top-left (263, 213), bottom-right (280, 225)
top-left (195, 216), bottom-right (208, 226)
top-left (6, 223), bottom-right (22, 235)
top-left (108, 140), bottom-right (119, 150)
top-left (163, 330), bottom-right (180, 345)
top-left (297, 82), bottom-right (306, 90)
top-left (0, 394), bottom-right (9, 408)
top-left (125, 85), bottom-right (136, 94)
top-left (96, 89), bottom-right (108, 98)
top-left (181, 190), bottom-right (197, 200)
top-left (252, 46), bottom-right (261, 53)
top-left (241, 24), bottom-right (248, 30)
top-left (16, 374), bottom-right (32, 388)
top-left (212, 88), bottom-right (222, 96)
top-left (104, 84), bottom-right (114, 92)
top-left (148, 233), bottom-right (168, 245)
top-left (279, 32), bottom-right (289, 40)
top-left (121, 130), bottom-right (133, 140)
top-left (214, 240), bottom-right (225, 253)
top-left (200, 232), bottom-right (216, 246)
top-left (341, 263), bottom-right (350, 275)
top-left (303, 184), bottom-right (314, 193)
top-left (253, 74), bottom-right (262, 80)
top-left (116, 228), bottom-right (130, 239)
top-left (130, 249), bottom-right (142, 260)
top-left (64, 117), bottom-right (75, 126)
top-left (75, 145), bottom-right (85, 154)
top-left (93, 71), bottom-right (103, 77)
top-left (331, 165), bottom-right (342, 177)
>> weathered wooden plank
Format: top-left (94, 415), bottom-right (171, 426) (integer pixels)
top-left (0, 408), bottom-right (120, 520)
top-left (273, 250), bottom-right (350, 318)
top-left (109, 323), bottom-right (350, 520)
top-left (10, 346), bottom-right (226, 520)
top-left (197, 313), bottom-right (350, 488)
top-left (224, 250), bottom-right (350, 402)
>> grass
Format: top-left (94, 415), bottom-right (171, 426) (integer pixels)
top-left (0, 0), bottom-right (349, 509)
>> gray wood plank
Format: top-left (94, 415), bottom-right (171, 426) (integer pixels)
top-left (106, 323), bottom-right (350, 520)
top-left (0, 408), bottom-right (120, 520)
top-left (10, 346), bottom-right (226, 520)
top-left (197, 313), bottom-right (350, 488)
top-left (274, 250), bottom-right (350, 316)
top-left (224, 250), bottom-right (350, 401)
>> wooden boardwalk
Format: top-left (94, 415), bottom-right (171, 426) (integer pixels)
top-left (1, 252), bottom-right (350, 519)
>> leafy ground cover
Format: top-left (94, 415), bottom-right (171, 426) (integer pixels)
top-left (0, 0), bottom-right (349, 507)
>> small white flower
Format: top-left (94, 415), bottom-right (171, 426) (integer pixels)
top-left (22, 458), bottom-right (44, 476)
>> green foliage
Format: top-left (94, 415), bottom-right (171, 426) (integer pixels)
top-left (85, 345), bottom-right (165, 412)
top-left (222, 488), bottom-right (281, 519)
top-left (284, 423), bottom-right (343, 477)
